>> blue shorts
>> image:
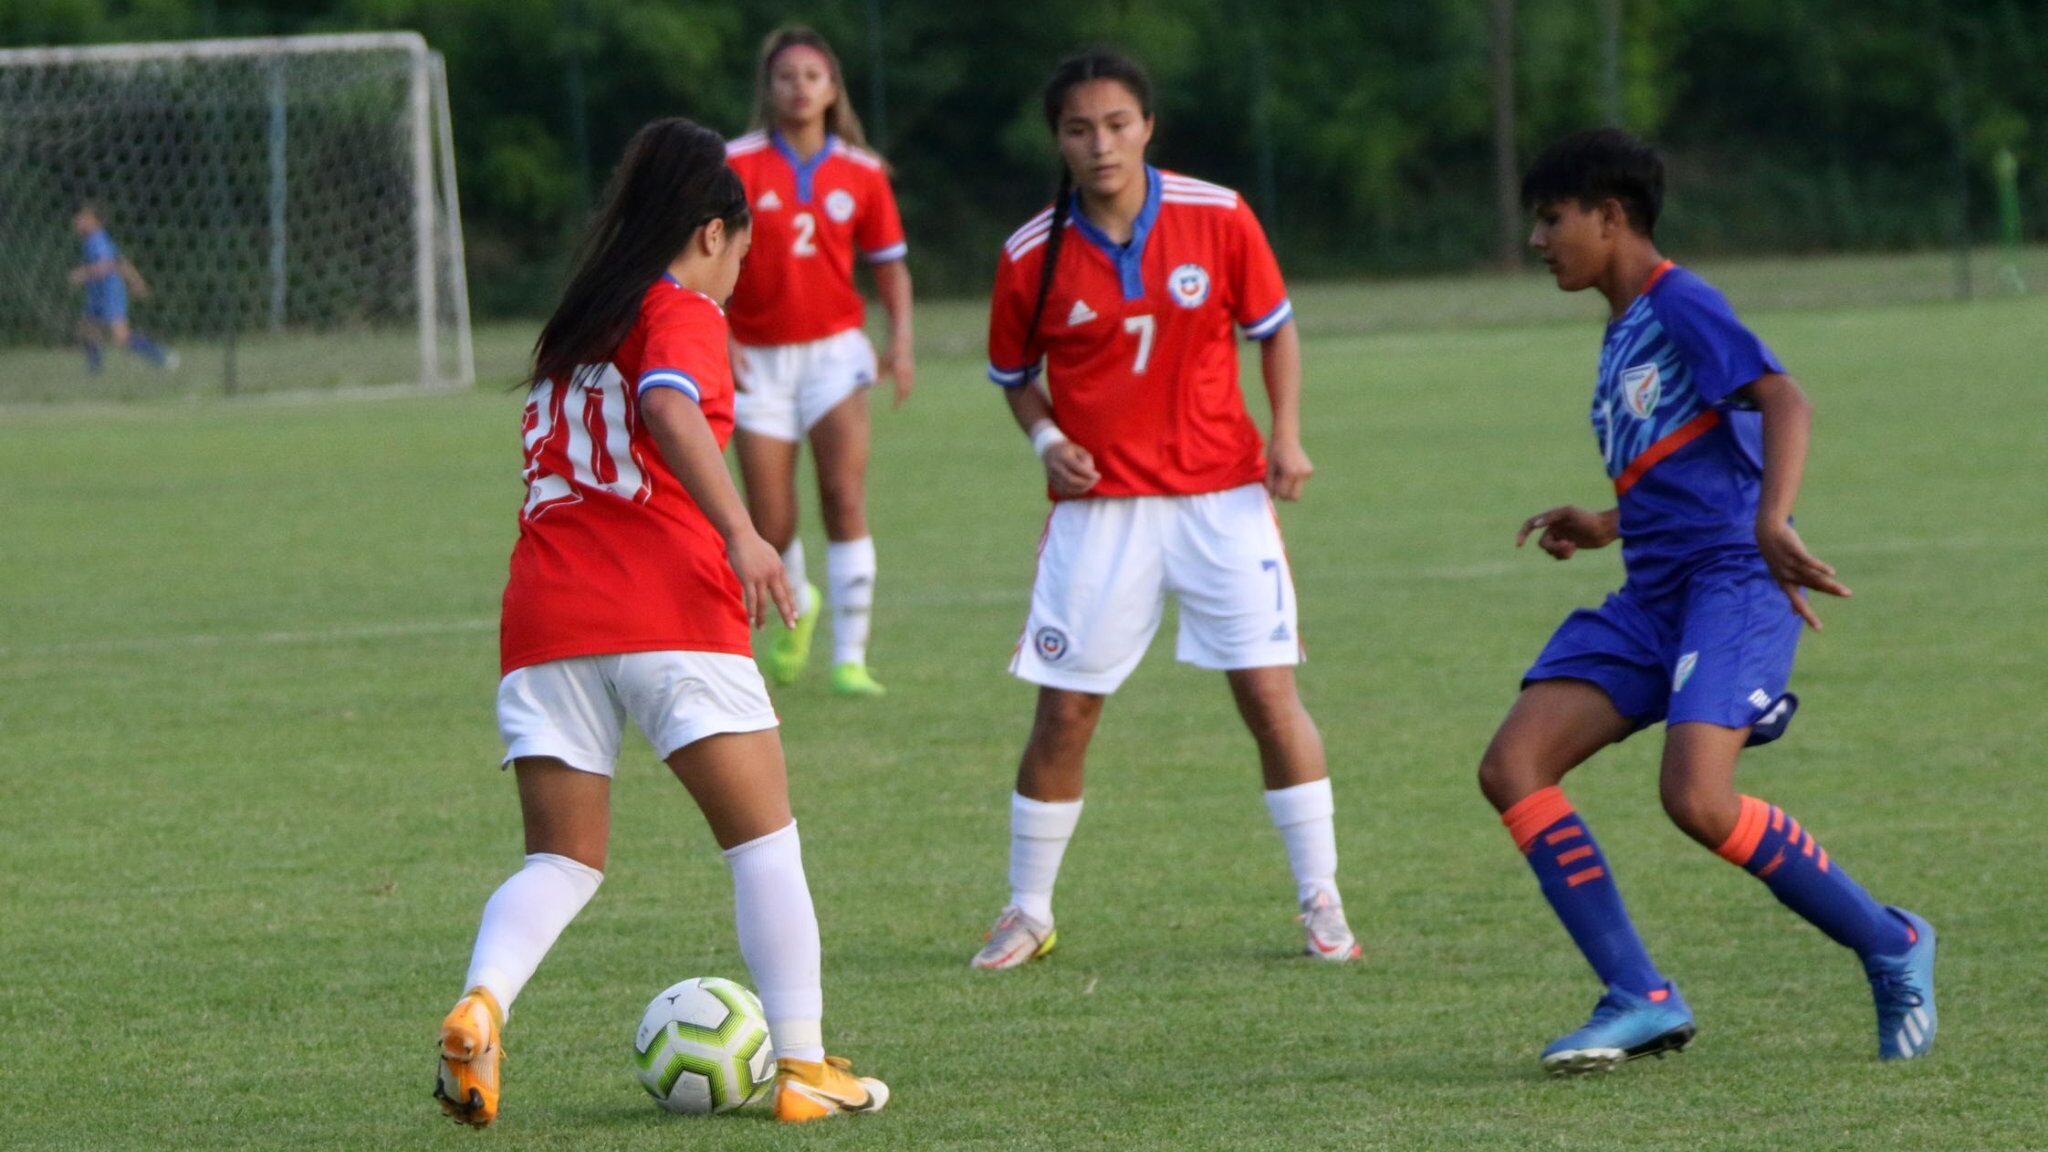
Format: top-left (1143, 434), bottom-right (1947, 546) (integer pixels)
top-left (83, 279), bottom-right (127, 322)
top-left (1523, 556), bottom-right (1802, 741)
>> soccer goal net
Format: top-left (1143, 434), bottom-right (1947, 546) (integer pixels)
top-left (0, 33), bottom-right (473, 400)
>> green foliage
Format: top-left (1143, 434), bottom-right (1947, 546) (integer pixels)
top-left (4, 0), bottom-right (2044, 311)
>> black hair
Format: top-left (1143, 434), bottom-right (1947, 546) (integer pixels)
top-left (1026, 49), bottom-right (1155, 343)
top-left (1520, 127), bottom-right (1665, 238)
top-left (530, 117), bottom-right (749, 387)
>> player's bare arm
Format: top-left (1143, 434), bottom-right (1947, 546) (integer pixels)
top-left (118, 257), bottom-right (150, 296)
top-left (872, 258), bottom-right (915, 406)
top-left (68, 257), bottom-right (118, 285)
top-left (641, 387), bottom-right (796, 629)
top-left (1515, 505), bottom-right (1619, 560)
top-left (1004, 381), bottom-right (1099, 497)
top-left (1744, 371), bottom-right (1850, 629)
top-left (1260, 319), bottom-right (1313, 501)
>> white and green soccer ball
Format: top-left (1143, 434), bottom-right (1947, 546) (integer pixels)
top-left (632, 976), bottom-right (775, 1115)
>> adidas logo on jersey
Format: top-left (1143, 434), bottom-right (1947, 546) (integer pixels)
top-left (1067, 299), bottom-right (1097, 326)
top-left (756, 189), bottom-right (782, 212)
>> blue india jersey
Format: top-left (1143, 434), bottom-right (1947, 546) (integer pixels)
top-left (80, 228), bottom-right (118, 277)
top-left (80, 228), bottom-right (127, 317)
top-left (1594, 262), bottom-right (1784, 592)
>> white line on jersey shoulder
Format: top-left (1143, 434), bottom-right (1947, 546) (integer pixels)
top-left (836, 142), bottom-right (885, 170)
top-left (1004, 209), bottom-right (1057, 257)
top-left (1160, 173), bottom-right (1240, 201)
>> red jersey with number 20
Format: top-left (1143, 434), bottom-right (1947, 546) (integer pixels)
top-left (724, 130), bottom-right (907, 347)
top-left (500, 277), bottom-right (749, 675)
top-left (987, 166), bottom-right (1294, 500)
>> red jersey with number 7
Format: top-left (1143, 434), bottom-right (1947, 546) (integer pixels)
top-left (986, 166), bottom-right (1294, 500)
top-left (724, 130), bottom-right (907, 347)
top-left (500, 276), bottom-right (751, 674)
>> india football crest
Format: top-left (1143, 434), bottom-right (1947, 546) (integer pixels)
top-left (1621, 363), bottom-right (1662, 418)
top-left (1168, 263), bottom-right (1211, 308)
top-left (825, 189), bottom-right (856, 223)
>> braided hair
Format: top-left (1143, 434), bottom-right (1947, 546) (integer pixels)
top-left (1026, 50), bottom-right (1154, 346)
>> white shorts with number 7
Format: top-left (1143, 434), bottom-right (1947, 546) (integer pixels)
top-left (1009, 482), bottom-right (1303, 694)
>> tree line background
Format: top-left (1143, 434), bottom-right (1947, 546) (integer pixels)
top-left (6, 0), bottom-right (2042, 317)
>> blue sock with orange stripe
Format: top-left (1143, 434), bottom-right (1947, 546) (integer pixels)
top-left (1715, 796), bottom-right (1913, 958)
top-left (1502, 786), bottom-right (1668, 996)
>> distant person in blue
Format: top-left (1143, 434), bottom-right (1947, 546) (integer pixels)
top-left (70, 202), bottom-right (176, 374)
top-left (1476, 129), bottom-right (1936, 1076)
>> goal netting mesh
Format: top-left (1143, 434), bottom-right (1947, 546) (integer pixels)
top-left (0, 33), bottom-right (473, 400)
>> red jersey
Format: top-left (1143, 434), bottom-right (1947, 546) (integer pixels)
top-left (987, 166), bottom-right (1294, 500)
top-left (724, 130), bottom-right (907, 348)
top-left (500, 277), bottom-right (750, 674)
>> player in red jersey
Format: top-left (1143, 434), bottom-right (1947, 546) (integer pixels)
top-left (434, 119), bottom-right (887, 1129)
top-left (969, 51), bottom-right (1360, 971)
top-left (724, 26), bottom-right (914, 698)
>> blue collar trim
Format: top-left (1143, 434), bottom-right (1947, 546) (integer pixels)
top-left (1069, 165), bottom-right (1161, 301)
top-left (771, 130), bottom-right (836, 204)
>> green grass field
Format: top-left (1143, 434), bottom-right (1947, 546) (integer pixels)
top-left (3, 262), bottom-right (2043, 1150)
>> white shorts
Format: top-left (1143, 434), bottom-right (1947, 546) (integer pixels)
top-left (733, 328), bottom-right (877, 441)
top-left (497, 651), bottom-right (779, 777)
top-left (1009, 483), bottom-right (1303, 694)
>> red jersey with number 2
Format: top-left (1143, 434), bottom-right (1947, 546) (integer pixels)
top-left (724, 130), bottom-right (907, 347)
top-left (987, 166), bottom-right (1294, 500)
top-left (500, 277), bottom-right (750, 674)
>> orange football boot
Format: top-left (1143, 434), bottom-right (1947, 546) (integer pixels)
top-left (434, 986), bottom-right (505, 1127)
top-left (772, 1055), bottom-right (890, 1123)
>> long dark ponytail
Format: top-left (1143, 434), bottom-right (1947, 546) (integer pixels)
top-left (530, 118), bottom-right (750, 387)
top-left (1026, 49), bottom-right (1155, 343)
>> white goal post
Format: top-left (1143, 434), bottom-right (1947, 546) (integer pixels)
top-left (0, 32), bottom-right (474, 397)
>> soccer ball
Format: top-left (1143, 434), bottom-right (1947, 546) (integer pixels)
top-left (632, 976), bottom-right (775, 1115)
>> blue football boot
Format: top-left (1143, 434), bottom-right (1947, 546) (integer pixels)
top-left (1864, 907), bottom-right (1937, 1061)
top-left (1541, 984), bottom-right (1696, 1076)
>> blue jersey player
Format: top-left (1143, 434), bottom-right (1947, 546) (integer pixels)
top-left (70, 203), bottom-right (175, 375)
top-left (1477, 130), bottom-right (1936, 1075)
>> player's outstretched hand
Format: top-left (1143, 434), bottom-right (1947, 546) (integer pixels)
top-left (727, 530), bottom-right (798, 630)
top-left (882, 340), bottom-right (915, 408)
top-left (1756, 518), bottom-right (1850, 630)
top-left (1044, 440), bottom-right (1100, 498)
top-left (1515, 505), bottom-right (1619, 561)
top-left (1266, 438), bottom-right (1314, 502)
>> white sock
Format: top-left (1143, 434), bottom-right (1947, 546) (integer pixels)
top-left (464, 852), bottom-right (603, 1011)
top-left (1008, 792), bottom-right (1083, 925)
top-left (725, 822), bottom-right (825, 1063)
top-left (782, 540), bottom-right (813, 616)
top-left (1264, 778), bottom-right (1341, 906)
top-left (826, 537), bottom-right (876, 666)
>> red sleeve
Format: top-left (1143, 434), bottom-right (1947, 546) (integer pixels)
top-left (634, 290), bottom-right (729, 407)
top-left (986, 247), bottom-right (1040, 388)
top-left (1230, 200), bottom-right (1293, 340)
top-left (856, 166), bottom-right (908, 264)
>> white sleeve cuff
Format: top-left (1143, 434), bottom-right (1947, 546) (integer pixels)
top-left (1241, 298), bottom-right (1294, 341)
top-left (864, 242), bottom-right (908, 264)
top-left (638, 369), bottom-right (701, 402)
top-left (987, 362), bottom-right (1040, 388)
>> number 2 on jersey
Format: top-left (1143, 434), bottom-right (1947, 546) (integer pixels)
top-left (1124, 314), bottom-right (1155, 374)
top-left (791, 211), bottom-right (818, 257)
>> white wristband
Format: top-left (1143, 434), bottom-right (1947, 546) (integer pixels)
top-left (1029, 420), bottom-right (1069, 461)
